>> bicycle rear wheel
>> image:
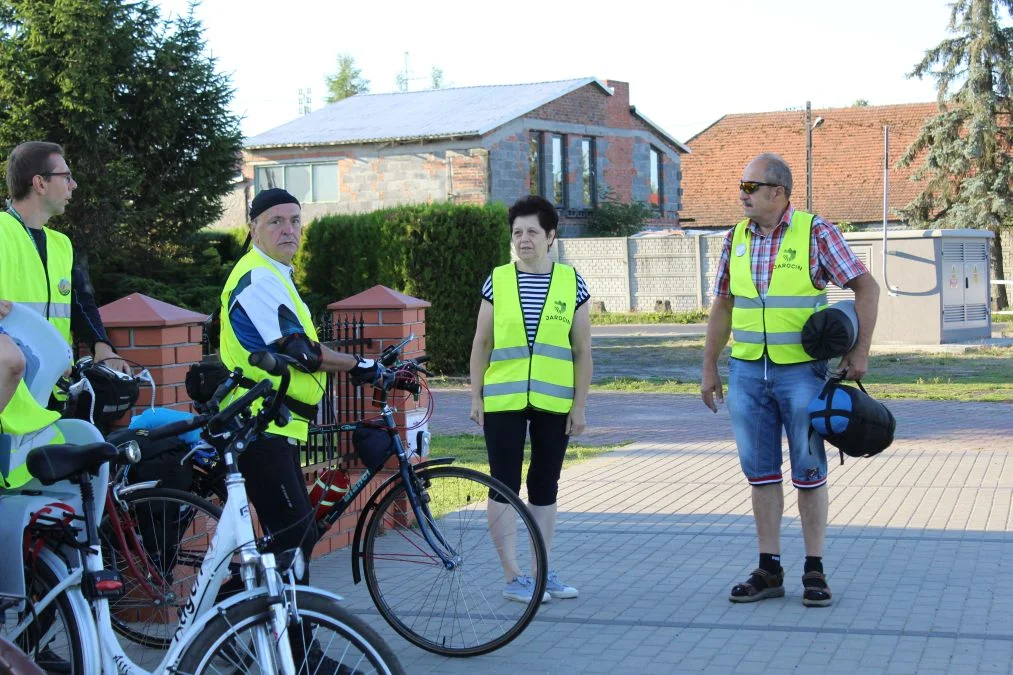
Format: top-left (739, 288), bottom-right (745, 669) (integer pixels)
top-left (174, 589), bottom-right (404, 674)
top-left (11, 552), bottom-right (86, 674)
top-left (98, 487), bottom-right (222, 661)
top-left (361, 466), bottom-right (548, 656)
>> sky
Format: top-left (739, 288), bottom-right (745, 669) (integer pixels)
top-left (154, 0), bottom-right (958, 143)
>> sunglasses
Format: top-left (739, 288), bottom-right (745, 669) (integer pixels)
top-left (739, 181), bottom-right (780, 194)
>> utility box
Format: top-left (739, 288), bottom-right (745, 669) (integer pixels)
top-left (828, 229), bottom-right (993, 344)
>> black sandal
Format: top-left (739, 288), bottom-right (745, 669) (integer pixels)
top-left (801, 570), bottom-right (833, 607)
top-left (729, 567), bottom-right (785, 603)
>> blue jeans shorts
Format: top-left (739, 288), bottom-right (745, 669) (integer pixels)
top-left (726, 356), bottom-right (829, 489)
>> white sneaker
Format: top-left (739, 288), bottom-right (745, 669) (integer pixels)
top-left (545, 570), bottom-right (578, 599)
top-left (502, 575), bottom-right (550, 604)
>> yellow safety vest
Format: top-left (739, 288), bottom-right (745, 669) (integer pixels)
top-left (219, 249), bottom-right (325, 442)
top-left (0, 211), bottom-right (70, 486)
top-left (0, 211), bottom-right (73, 343)
top-left (483, 263), bottom-right (576, 414)
top-left (729, 210), bottom-right (827, 364)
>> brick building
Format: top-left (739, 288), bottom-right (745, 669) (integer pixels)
top-left (679, 102), bottom-right (939, 230)
top-left (225, 78), bottom-right (688, 234)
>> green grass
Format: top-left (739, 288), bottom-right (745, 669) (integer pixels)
top-left (589, 337), bottom-right (1013, 402)
top-left (589, 309), bottom-right (709, 325)
top-left (423, 434), bottom-right (621, 519)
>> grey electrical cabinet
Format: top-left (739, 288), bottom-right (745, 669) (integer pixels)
top-left (829, 229), bottom-right (993, 344)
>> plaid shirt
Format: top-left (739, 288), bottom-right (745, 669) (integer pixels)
top-left (712, 204), bottom-right (869, 298)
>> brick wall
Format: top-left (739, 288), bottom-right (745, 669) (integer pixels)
top-left (527, 82), bottom-right (608, 126)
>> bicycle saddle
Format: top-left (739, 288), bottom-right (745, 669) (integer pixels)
top-left (27, 442), bottom-right (118, 485)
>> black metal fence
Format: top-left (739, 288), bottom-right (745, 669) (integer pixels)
top-left (302, 312), bottom-right (369, 467)
top-left (200, 311), bottom-right (368, 468)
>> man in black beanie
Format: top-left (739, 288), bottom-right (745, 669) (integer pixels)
top-left (217, 187), bottom-right (382, 669)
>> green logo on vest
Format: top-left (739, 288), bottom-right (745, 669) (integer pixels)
top-left (58, 278), bottom-right (71, 296)
top-left (544, 299), bottom-right (571, 325)
top-left (775, 246), bottom-right (804, 272)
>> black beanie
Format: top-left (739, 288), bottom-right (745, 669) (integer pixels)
top-left (249, 188), bottom-right (300, 221)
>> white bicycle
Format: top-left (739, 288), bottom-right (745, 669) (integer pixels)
top-left (1, 352), bottom-right (404, 674)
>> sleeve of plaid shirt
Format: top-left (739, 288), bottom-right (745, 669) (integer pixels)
top-left (712, 228), bottom-right (735, 298)
top-left (813, 218), bottom-right (869, 288)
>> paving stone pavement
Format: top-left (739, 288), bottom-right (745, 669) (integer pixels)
top-left (310, 389), bottom-right (1013, 674)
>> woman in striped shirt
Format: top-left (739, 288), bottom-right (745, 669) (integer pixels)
top-left (469, 195), bottom-right (592, 605)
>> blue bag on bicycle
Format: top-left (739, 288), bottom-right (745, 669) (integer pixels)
top-left (808, 378), bottom-right (896, 465)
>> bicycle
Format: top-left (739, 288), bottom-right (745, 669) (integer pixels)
top-left (197, 336), bottom-right (549, 657)
top-left (2, 351), bottom-right (404, 674)
top-left (58, 357), bottom-right (228, 669)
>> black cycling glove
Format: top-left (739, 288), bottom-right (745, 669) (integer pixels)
top-left (349, 357), bottom-right (382, 386)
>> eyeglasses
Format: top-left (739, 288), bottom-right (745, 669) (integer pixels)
top-left (739, 181), bottom-right (780, 194)
top-left (40, 171), bottom-right (73, 182)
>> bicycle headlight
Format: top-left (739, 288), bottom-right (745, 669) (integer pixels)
top-left (120, 440), bottom-right (142, 464)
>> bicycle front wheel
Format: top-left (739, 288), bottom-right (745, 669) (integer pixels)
top-left (174, 589), bottom-right (404, 674)
top-left (362, 466), bottom-right (548, 656)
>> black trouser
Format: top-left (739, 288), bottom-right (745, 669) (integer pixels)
top-left (484, 409), bottom-right (569, 505)
top-left (237, 433), bottom-right (318, 583)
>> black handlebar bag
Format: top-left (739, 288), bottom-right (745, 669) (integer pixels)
top-left (808, 378), bottom-right (896, 465)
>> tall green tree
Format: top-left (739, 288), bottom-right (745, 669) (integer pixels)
top-left (900, 0), bottom-right (1013, 309)
top-left (324, 53), bottom-right (370, 102)
top-left (0, 0), bottom-right (243, 308)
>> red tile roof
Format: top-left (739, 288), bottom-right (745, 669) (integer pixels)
top-left (680, 102), bottom-right (940, 228)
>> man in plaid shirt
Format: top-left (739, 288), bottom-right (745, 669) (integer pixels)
top-left (701, 153), bottom-right (879, 607)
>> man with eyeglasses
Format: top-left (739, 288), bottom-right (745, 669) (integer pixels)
top-left (701, 152), bottom-right (879, 608)
top-left (0, 141), bottom-right (128, 485)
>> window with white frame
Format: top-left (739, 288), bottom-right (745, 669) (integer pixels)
top-left (254, 163), bottom-right (339, 203)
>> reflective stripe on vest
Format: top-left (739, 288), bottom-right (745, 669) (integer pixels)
top-left (729, 210), bottom-right (826, 364)
top-left (219, 249), bottom-right (326, 442)
top-left (483, 262), bottom-right (576, 414)
top-left (0, 212), bottom-right (73, 344)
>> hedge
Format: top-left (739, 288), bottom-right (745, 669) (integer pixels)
top-left (297, 202), bottom-right (510, 374)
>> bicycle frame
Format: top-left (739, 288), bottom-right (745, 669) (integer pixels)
top-left (317, 400), bottom-right (461, 582)
top-left (6, 438), bottom-right (302, 673)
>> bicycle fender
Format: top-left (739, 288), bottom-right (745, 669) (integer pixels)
top-left (349, 457), bottom-right (456, 584)
top-left (36, 547), bottom-right (102, 675)
top-left (161, 586), bottom-right (348, 671)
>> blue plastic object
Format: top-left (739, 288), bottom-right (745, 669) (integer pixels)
top-left (129, 407), bottom-right (202, 445)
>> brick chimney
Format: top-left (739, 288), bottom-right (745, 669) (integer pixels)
top-left (604, 79), bottom-right (631, 129)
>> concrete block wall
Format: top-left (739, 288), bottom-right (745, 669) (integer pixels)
top-left (489, 132), bottom-right (529, 205)
top-left (242, 146), bottom-right (489, 223)
top-left (556, 234), bottom-right (727, 312)
top-left (555, 238), bottom-right (631, 311)
top-left (630, 138), bottom-right (653, 206)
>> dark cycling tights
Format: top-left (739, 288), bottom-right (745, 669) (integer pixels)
top-left (483, 409), bottom-right (568, 506)
top-left (238, 434), bottom-right (317, 582)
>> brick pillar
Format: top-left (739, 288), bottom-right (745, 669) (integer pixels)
top-left (98, 293), bottom-right (207, 425)
top-left (308, 286), bottom-right (431, 558)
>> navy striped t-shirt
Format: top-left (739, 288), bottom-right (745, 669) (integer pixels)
top-left (481, 268), bottom-right (590, 347)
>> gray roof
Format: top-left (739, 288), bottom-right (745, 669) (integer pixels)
top-left (246, 78), bottom-right (613, 149)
